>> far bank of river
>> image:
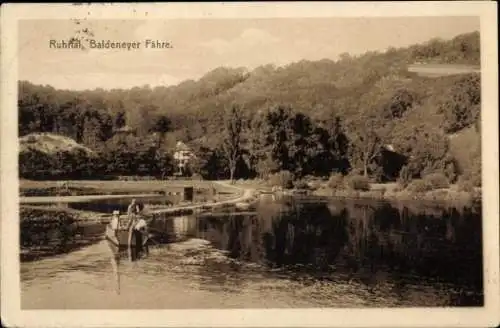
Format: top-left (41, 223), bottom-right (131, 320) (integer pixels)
top-left (312, 184), bottom-right (481, 205)
top-left (229, 179), bottom-right (481, 206)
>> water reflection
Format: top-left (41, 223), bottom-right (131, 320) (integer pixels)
top-left (21, 197), bottom-right (483, 307)
top-left (148, 215), bottom-right (198, 243)
top-left (187, 197), bottom-right (483, 306)
top-left (105, 240), bottom-right (121, 295)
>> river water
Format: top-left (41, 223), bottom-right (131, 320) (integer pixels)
top-left (21, 196), bottom-right (483, 309)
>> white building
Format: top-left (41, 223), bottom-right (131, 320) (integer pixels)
top-left (173, 141), bottom-right (194, 176)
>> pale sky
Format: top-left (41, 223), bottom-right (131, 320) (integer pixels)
top-left (18, 17), bottom-right (480, 90)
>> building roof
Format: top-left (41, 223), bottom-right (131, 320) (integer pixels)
top-left (383, 144), bottom-right (395, 152)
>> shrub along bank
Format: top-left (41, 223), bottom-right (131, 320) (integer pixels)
top-left (262, 170), bottom-right (480, 204)
top-left (20, 207), bottom-right (105, 261)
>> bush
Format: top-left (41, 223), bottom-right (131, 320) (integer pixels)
top-left (268, 170), bottom-right (294, 189)
top-left (307, 180), bottom-right (322, 190)
top-left (457, 176), bottom-right (475, 192)
top-left (191, 173), bottom-right (203, 181)
top-left (327, 173), bottom-right (345, 190)
top-left (20, 207), bottom-right (77, 249)
top-left (398, 165), bottom-right (412, 188)
top-left (392, 184), bottom-right (404, 192)
top-left (462, 167), bottom-right (481, 187)
top-left (423, 172), bottom-right (450, 190)
top-left (345, 174), bottom-right (370, 191)
top-left (293, 180), bottom-right (310, 190)
top-left (470, 172), bottom-right (481, 187)
top-left (406, 179), bottom-right (432, 193)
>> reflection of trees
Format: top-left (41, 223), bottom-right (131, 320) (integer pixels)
top-left (149, 215), bottom-right (175, 243)
top-left (261, 202), bottom-right (349, 271)
top-left (211, 213), bottom-right (269, 264)
top-left (241, 216), bottom-right (267, 263)
top-left (339, 201), bottom-right (482, 289)
top-left (194, 198), bottom-right (482, 291)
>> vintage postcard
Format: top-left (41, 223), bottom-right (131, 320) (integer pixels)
top-left (1, 2), bottom-right (498, 327)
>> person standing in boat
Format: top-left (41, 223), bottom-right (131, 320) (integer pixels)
top-left (133, 202), bottom-right (149, 257)
top-left (126, 198), bottom-right (140, 232)
top-left (127, 199), bottom-right (139, 216)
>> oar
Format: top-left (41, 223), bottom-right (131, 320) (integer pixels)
top-left (127, 225), bottom-right (134, 262)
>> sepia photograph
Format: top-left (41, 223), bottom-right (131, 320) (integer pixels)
top-left (1, 2), bottom-right (498, 327)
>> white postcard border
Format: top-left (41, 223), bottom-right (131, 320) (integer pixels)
top-left (1, 2), bottom-right (498, 327)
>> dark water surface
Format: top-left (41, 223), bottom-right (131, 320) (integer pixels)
top-left (21, 196), bottom-right (483, 308)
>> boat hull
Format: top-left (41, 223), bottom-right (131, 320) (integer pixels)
top-left (105, 225), bottom-right (137, 248)
top-left (105, 225), bottom-right (149, 261)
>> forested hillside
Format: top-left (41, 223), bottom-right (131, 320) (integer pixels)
top-left (18, 31), bottom-right (481, 185)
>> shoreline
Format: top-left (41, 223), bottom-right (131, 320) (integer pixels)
top-left (311, 185), bottom-right (481, 205)
top-left (227, 179), bottom-right (481, 205)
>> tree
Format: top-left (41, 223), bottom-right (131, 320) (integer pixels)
top-left (287, 112), bottom-right (313, 177)
top-left (384, 88), bottom-right (417, 119)
top-left (391, 123), bottom-right (453, 180)
top-left (265, 106), bottom-right (294, 172)
top-left (114, 111), bottom-right (126, 129)
top-left (348, 117), bottom-right (383, 177)
top-left (189, 141), bottom-right (229, 180)
top-left (324, 115), bottom-right (350, 174)
top-left (222, 105), bottom-right (245, 183)
top-left (245, 112), bottom-right (274, 179)
top-left (150, 114), bottom-right (172, 149)
top-left (438, 74), bottom-right (480, 133)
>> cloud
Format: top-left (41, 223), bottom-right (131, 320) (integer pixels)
top-left (240, 28), bottom-right (280, 45)
top-left (201, 28), bottom-right (280, 55)
top-left (134, 21), bottom-right (168, 40)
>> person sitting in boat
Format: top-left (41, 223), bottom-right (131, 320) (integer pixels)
top-left (110, 210), bottom-right (120, 230)
top-left (107, 210), bottom-right (122, 242)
